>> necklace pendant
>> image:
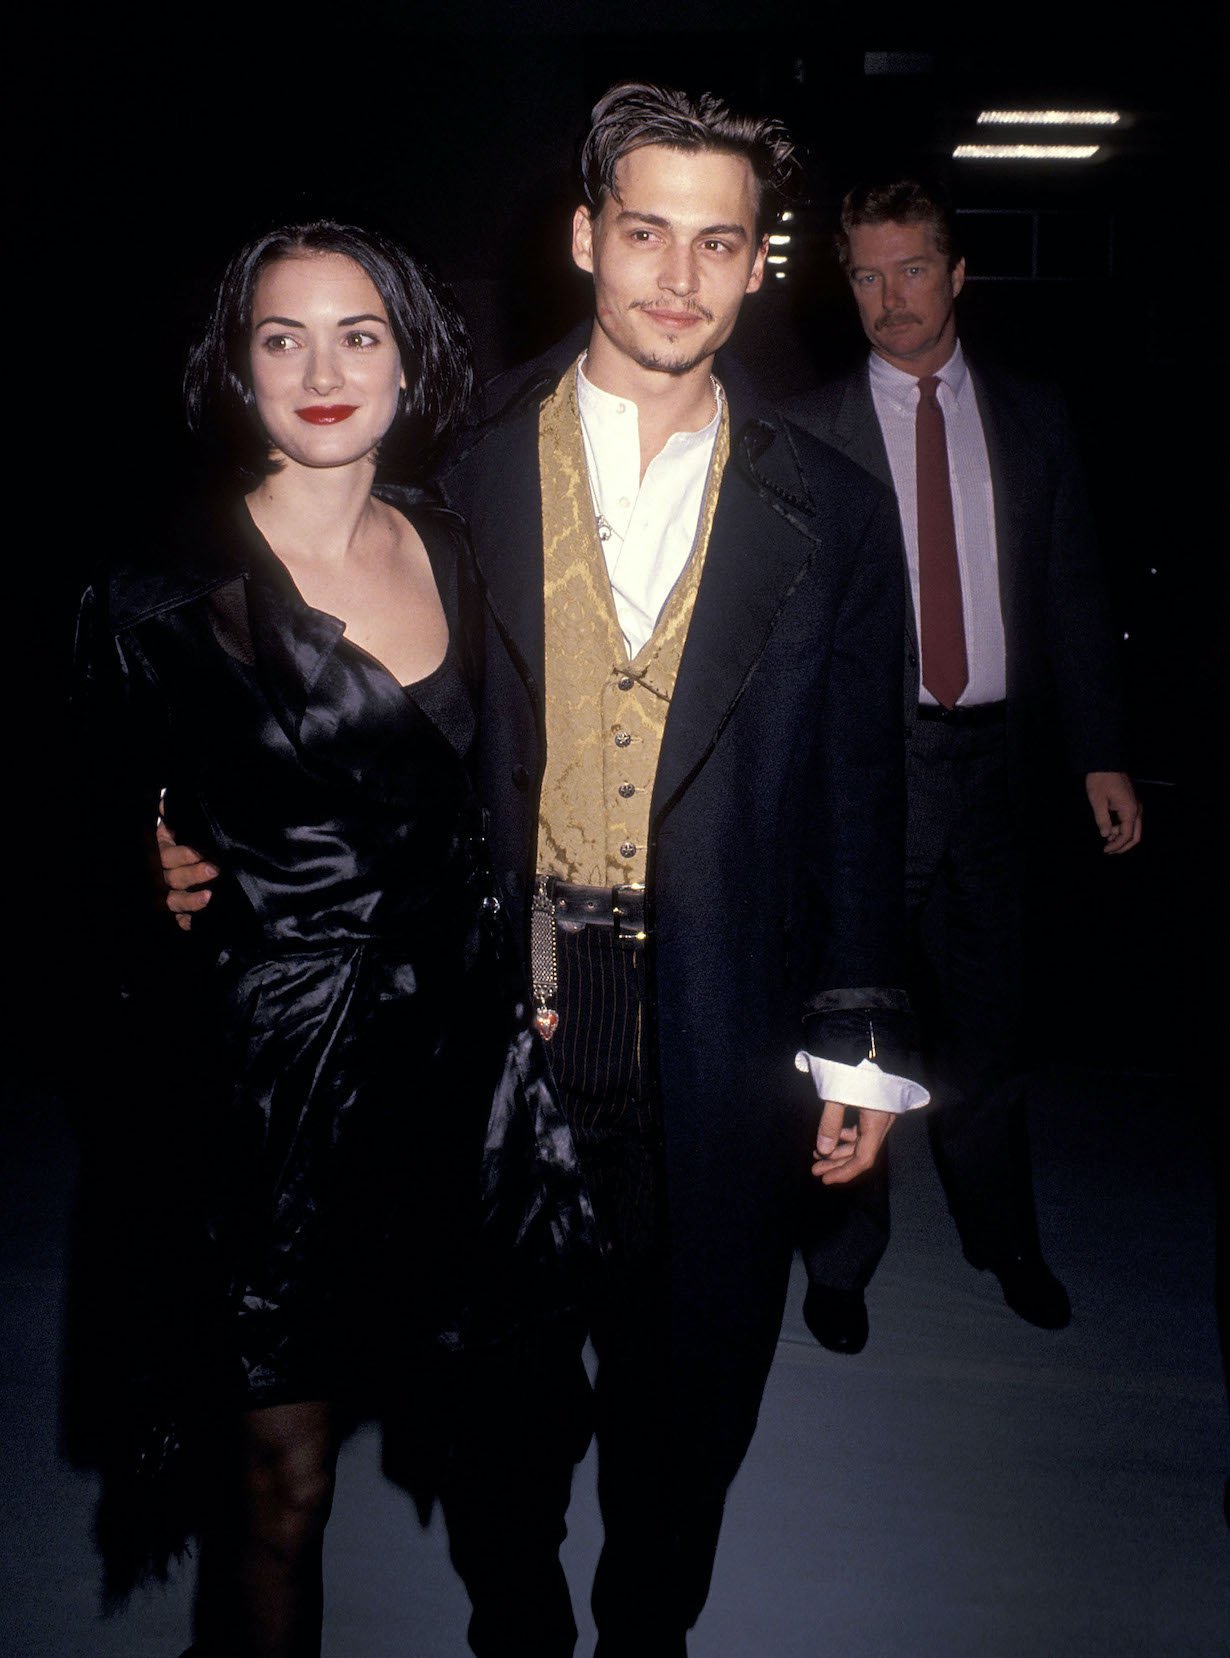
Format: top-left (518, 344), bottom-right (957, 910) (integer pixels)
top-left (596, 515), bottom-right (613, 542)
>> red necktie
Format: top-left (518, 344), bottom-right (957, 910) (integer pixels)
top-left (915, 375), bottom-right (968, 709)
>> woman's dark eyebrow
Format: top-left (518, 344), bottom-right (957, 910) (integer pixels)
top-left (252, 313), bottom-right (387, 329)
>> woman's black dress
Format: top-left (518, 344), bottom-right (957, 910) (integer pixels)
top-left (75, 490), bottom-right (587, 1580)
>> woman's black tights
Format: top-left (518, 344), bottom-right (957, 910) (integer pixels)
top-left (194, 1400), bottom-right (340, 1658)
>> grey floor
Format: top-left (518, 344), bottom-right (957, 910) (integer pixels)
top-left (4, 1064), bottom-right (1226, 1658)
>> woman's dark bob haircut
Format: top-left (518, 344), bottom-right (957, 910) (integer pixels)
top-left (184, 221), bottom-right (474, 486)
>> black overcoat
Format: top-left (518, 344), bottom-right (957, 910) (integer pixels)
top-left (72, 491), bottom-right (591, 1590)
top-left (439, 341), bottom-right (911, 1484)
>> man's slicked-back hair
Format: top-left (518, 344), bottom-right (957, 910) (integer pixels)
top-left (184, 220), bottom-right (474, 487)
top-left (837, 178), bottom-right (960, 271)
top-left (580, 80), bottom-right (801, 238)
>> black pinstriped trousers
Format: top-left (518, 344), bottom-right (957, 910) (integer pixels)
top-left (551, 921), bottom-right (691, 1657)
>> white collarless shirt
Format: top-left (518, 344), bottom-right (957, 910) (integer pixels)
top-left (576, 357), bottom-right (723, 658)
top-left (868, 342), bottom-right (1006, 706)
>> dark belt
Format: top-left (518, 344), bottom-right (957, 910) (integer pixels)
top-left (550, 878), bottom-right (648, 945)
top-left (915, 700), bottom-right (1006, 727)
top-left (530, 876), bottom-right (648, 1040)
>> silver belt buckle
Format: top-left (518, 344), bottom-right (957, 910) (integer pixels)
top-left (612, 882), bottom-right (647, 947)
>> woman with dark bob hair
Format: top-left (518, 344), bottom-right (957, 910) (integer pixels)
top-left (76, 221), bottom-right (588, 1657)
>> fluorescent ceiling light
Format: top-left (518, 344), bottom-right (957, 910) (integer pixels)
top-left (978, 109), bottom-right (1119, 125)
top-left (955, 143), bottom-right (1100, 160)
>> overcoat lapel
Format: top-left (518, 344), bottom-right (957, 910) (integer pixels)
top-left (826, 365), bottom-right (919, 712)
top-left (132, 498), bottom-right (349, 749)
top-left (224, 497), bottom-right (349, 748)
top-left (460, 393), bottom-right (549, 713)
top-left (651, 405), bottom-right (822, 819)
top-left (243, 564), bottom-right (344, 744)
top-left (968, 361), bottom-right (1035, 684)
top-left (826, 368), bottom-right (894, 489)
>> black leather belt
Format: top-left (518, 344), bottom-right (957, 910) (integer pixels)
top-left (550, 879), bottom-right (648, 945)
top-left (915, 700), bottom-right (1006, 727)
top-left (530, 876), bottom-right (648, 1040)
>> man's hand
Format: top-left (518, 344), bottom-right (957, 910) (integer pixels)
top-left (1085, 770), bottom-right (1142, 855)
top-left (156, 812), bottom-right (218, 932)
top-left (811, 1099), bottom-right (893, 1185)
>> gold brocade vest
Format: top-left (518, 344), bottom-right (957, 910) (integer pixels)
top-left (535, 364), bottom-right (730, 886)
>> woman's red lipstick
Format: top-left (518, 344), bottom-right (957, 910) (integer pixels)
top-left (295, 405), bottom-right (359, 425)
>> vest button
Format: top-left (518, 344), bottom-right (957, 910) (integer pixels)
top-left (618, 783), bottom-right (635, 798)
top-left (614, 731), bottom-right (632, 748)
top-left (617, 675), bottom-right (634, 691)
top-left (619, 842), bottom-right (637, 859)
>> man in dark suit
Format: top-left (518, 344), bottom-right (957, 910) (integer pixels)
top-left (784, 178), bottom-right (1141, 1354)
top-left (433, 92), bottom-right (928, 1654)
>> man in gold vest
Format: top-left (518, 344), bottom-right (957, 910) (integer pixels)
top-left (437, 83), bottom-right (926, 1656)
top-left (158, 81), bottom-right (927, 1658)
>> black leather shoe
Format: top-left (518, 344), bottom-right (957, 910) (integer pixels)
top-left (802, 1284), bottom-right (869, 1353)
top-left (973, 1251), bottom-right (1072, 1329)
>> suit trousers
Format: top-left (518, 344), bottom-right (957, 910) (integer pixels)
top-left (553, 918), bottom-right (718, 1656)
top-left (803, 712), bottom-right (1039, 1290)
top-left (440, 917), bottom-right (724, 1656)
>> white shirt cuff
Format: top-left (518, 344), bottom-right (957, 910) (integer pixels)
top-left (794, 1052), bottom-right (930, 1115)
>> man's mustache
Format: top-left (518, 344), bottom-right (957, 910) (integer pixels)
top-left (876, 311), bottom-right (923, 329)
top-left (631, 299), bottom-right (716, 322)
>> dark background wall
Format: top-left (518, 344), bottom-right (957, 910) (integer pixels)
top-left (18, 18), bottom-right (1204, 1082)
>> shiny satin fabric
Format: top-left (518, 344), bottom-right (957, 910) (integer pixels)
top-left (77, 491), bottom-right (592, 1593)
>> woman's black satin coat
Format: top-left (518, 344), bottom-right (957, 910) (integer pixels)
top-left (75, 491), bottom-right (588, 1585)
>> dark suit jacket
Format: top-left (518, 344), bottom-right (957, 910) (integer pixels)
top-left (783, 356), bottom-right (1127, 783)
top-left (438, 338), bottom-right (911, 1481)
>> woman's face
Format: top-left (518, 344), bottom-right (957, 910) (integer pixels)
top-left (248, 251), bottom-right (405, 473)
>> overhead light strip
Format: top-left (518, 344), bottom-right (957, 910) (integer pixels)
top-left (978, 109), bottom-right (1119, 125)
top-left (955, 144), bottom-right (1100, 161)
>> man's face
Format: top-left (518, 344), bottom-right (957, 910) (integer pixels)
top-left (847, 219), bottom-right (965, 376)
top-left (572, 143), bottom-right (768, 389)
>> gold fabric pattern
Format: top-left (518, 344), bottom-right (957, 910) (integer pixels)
top-left (536, 363), bottom-right (730, 885)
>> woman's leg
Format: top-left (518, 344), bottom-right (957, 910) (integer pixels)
top-left (195, 1399), bottom-right (339, 1658)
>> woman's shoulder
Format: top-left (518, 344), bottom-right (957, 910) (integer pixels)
top-left (376, 482), bottom-right (470, 545)
top-left (376, 482), bottom-right (477, 589)
top-left (102, 495), bottom-right (255, 632)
